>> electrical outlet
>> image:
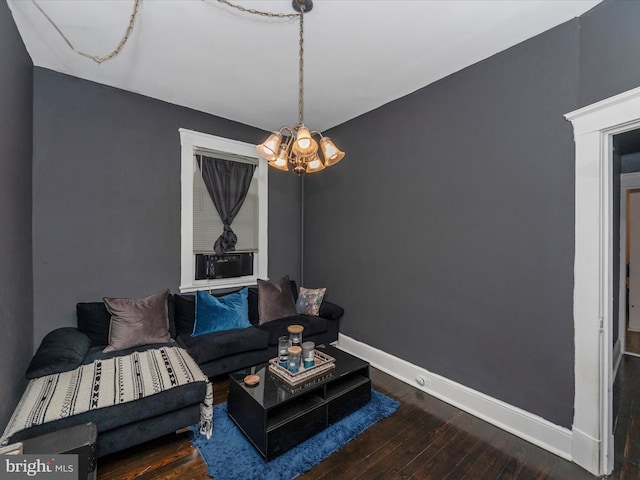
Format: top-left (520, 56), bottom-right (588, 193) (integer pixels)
top-left (415, 375), bottom-right (431, 388)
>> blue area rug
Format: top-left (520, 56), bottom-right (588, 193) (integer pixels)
top-left (190, 390), bottom-right (399, 480)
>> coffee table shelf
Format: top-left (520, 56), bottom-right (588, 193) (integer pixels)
top-left (326, 373), bottom-right (369, 400)
top-left (227, 345), bottom-right (371, 460)
top-left (267, 392), bottom-right (324, 429)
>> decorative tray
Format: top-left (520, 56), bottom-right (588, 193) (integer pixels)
top-left (268, 350), bottom-right (336, 386)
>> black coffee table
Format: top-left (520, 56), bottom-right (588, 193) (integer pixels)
top-left (227, 345), bottom-right (371, 460)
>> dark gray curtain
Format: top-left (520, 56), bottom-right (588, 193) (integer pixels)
top-left (197, 155), bottom-right (257, 254)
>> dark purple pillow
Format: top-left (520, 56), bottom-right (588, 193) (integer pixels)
top-left (257, 275), bottom-right (297, 325)
top-left (102, 289), bottom-right (171, 353)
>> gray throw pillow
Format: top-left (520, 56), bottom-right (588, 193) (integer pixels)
top-left (257, 276), bottom-right (297, 325)
top-left (103, 289), bottom-right (171, 352)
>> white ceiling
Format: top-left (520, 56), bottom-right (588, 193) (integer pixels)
top-left (8, 0), bottom-right (602, 132)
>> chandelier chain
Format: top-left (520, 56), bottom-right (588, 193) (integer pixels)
top-left (215, 0), bottom-right (300, 19)
top-left (215, 0), bottom-right (306, 127)
top-left (250, 0), bottom-right (345, 174)
top-left (299, 11), bottom-right (304, 125)
top-left (31, 0), bottom-right (140, 64)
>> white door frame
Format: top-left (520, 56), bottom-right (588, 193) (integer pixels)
top-left (565, 86), bottom-right (640, 476)
top-left (620, 174), bottom-right (640, 361)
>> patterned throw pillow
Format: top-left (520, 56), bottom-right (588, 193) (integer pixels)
top-left (295, 287), bottom-right (326, 316)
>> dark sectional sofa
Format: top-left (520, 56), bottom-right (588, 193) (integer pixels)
top-left (10, 281), bottom-right (343, 457)
top-left (174, 283), bottom-right (344, 377)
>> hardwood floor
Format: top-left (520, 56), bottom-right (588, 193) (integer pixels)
top-left (610, 354), bottom-right (640, 480)
top-left (97, 359), bottom-right (640, 480)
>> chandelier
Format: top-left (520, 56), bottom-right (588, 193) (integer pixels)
top-left (255, 0), bottom-right (345, 175)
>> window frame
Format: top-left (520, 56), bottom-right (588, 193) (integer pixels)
top-left (179, 128), bottom-right (268, 292)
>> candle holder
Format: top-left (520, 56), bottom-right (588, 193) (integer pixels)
top-left (287, 346), bottom-right (302, 373)
top-left (278, 336), bottom-right (291, 367)
top-left (287, 325), bottom-right (304, 347)
top-left (302, 341), bottom-right (315, 368)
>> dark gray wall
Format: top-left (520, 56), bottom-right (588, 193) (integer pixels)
top-left (579, 0), bottom-right (640, 108)
top-left (305, 0), bottom-right (640, 429)
top-left (305, 20), bottom-right (580, 428)
top-left (32, 69), bottom-right (300, 347)
top-left (0, 1), bottom-right (33, 429)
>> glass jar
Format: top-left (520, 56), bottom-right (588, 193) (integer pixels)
top-left (287, 325), bottom-right (304, 347)
top-left (278, 336), bottom-right (291, 367)
top-left (302, 341), bottom-right (315, 368)
top-left (287, 346), bottom-right (302, 373)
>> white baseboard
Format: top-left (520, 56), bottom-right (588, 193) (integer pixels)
top-left (571, 427), bottom-right (600, 474)
top-left (336, 333), bottom-right (573, 461)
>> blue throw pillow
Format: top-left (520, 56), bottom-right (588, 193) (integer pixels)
top-left (193, 288), bottom-right (251, 336)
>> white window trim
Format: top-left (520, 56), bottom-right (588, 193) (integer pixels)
top-left (179, 128), bottom-right (268, 292)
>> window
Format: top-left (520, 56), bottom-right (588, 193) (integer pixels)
top-left (179, 129), bottom-right (267, 292)
top-left (193, 153), bottom-right (258, 253)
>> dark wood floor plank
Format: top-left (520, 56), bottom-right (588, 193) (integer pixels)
top-left (383, 412), bottom-right (484, 480)
top-left (613, 355), bottom-right (640, 480)
top-left (619, 416), bottom-right (640, 480)
top-left (134, 447), bottom-right (208, 480)
top-left (306, 402), bottom-right (449, 479)
top-left (298, 409), bottom-right (407, 479)
top-left (479, 449), bottom-right (521, 480)
top-left (97, 432), bottom-right (197, 480)
top-left (460, 439), bottom-right (509, 480)
top-left (405, 414), bottom-right (505, 480)
top-left (352, 410), bottom-right (463, 480)
top-left (301, 403), bottom-right (444, 480)
top-left (410, 433), bottom-right (482, 480)
top-left (439, 420), bottom-right (504, 480)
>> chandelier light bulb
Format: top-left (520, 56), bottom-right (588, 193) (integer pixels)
top-left (298, 138), bottom-right (311, 149)
top-left (292, 126), bottom-right (318, 156)
top-left (269, 143), bottom-right (290, 171)
top-left (256, 131), bottom-right (282, 162)
top-left (308, 158), bottom-right (321, 169)
top-left (320, 137), bottom-right (345, 166)
top-left (305, 153), bottom-right (325, 173)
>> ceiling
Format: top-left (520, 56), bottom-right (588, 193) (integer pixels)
top-left (7, 0), bottom-right (602, 132)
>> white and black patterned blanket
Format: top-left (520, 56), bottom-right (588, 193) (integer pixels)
top-left (1, 346), bottom-right (212, 444)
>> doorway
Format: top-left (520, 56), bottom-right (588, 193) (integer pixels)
top-left (617, 129), bottom-right (640, 357)
top-left (565, 86), bottom-right (640, 476)
top-left (625, 189), bottom-right (640, 355)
